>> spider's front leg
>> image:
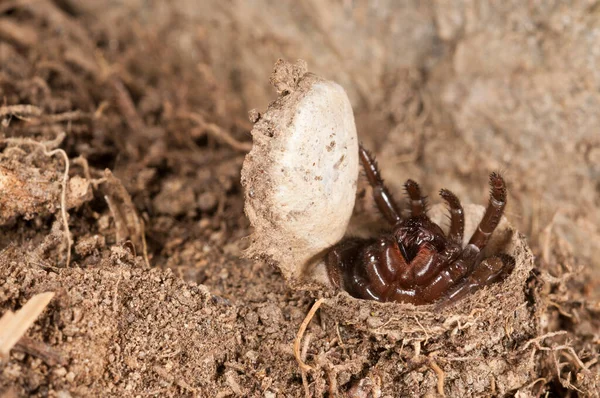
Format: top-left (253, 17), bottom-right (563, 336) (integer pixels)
top-left (404, 179), bottom-right (428, 216)
top-left (436, 254), bottom-right (516, 308)
top-left (440, 188), bottom-right (465, 245)
top-left (325, 237), bottom-right (393, 301)
top-left (469, 172), bottom-right (507, 250)
top-left (325, 237), bottom-right (369, 292)
top-left (359, 145), bottom-right (402, 225)
top-left (355, 235), bottom-right (416, 301)
top-left (405, 244), bottom-right (481, 304)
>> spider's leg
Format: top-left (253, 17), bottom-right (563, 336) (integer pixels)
top-left (416, 244), bottom-right (480, 304)
top-left (439, 189), bottom-right (465, 245)
top-left (468, 172), bottom-right (507, 250)
top-left (325, 238), bottom-right (367, 290)
top-left (435, 254), bottom-right (515, 309)
top-left (352, 275), bottom-right (384, 301)
top-left (384, 284), bottom-right (421, 305)
top-left (361, 236), bottom-right (408, 296)
top-left (396, 243), bottom-right (442, 288)
top-left (404, 179), bottom-right (428, 216)
top-left (359, 144), bottom-right (402, 225)
top-left (326, 237), bottom-right (388, 301)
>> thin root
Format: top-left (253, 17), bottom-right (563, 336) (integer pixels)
top-left (294, 298), bottom-right (326, 373)
top-left (0, 104), bottom-right (43, 120)
top-left (1, 134), bottom-right (72, 266)
top-left (520, 330), bottom-right (567, 351)
top-left (429, 360), bottom-right (445, 397)
top-left (180, 111), bottom-right (252, 152)
top-left (301, 332), bottom-right (312, 398)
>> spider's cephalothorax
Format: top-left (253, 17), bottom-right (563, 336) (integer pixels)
top-left (325, 145), bottom-right (515, 306)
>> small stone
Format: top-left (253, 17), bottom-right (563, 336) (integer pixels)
top-left (245, 350), bottom-right (259, 363)
top-left (67, 176), bottom-right (92, 208)
top-left (53, 367), bottom-right (67, 377)
top-left (248, 108), bottom-right (261, 123)
top-left (197, 192), bottom-right (218, 212)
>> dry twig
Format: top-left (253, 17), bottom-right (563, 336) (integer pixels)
top-left (0, 292), bottom-right (55, 358)
top-left (13, 336), bottom-right (66, 366)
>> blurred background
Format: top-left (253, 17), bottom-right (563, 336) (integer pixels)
top-left (2, 0), bottom-right (599, 273)
top-left (79, 0), bottom-right (600, 272)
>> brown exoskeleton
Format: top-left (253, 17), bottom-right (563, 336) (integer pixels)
top-left (325, 145), bottom-right (515, 306)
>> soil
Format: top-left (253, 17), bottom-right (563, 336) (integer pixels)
top-left (0, 1), bottom-right (599, 397)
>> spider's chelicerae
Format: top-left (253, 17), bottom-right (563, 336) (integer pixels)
top-left (325, 145), bottom-right (515, 306)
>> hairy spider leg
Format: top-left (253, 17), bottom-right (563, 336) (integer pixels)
top-left (437, 254), bottom-right (515, 308)
top-left (404, 179), bottom-right (428, 216)
top-left (359, 144), bottom-right (402, 225)
top-left (468, 172), bottom-right (507, 250)
top-left (439, 189), bottom-right (465, 245)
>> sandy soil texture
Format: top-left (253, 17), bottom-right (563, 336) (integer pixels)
top-left (0, 1), bottom-right (599, 397)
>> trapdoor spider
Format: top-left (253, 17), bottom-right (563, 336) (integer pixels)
top-left (325, 145), bottom-right (515, 306)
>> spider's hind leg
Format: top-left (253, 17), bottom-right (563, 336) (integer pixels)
top-left (359, 144), bottom-right (402, 225)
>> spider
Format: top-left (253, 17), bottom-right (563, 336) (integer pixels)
top-left (325, 145), bottom-right (515, 306)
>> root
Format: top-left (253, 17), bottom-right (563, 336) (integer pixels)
top-left (112, 272), bottom-right (122, 313)
top-left (0, 104), bottom-right (43, 120)
top-left (547, 345), bottom-right (589, 371)
top-left (103, 170), bottom-right (150, 268)
top-left (301, 332), bottom-right (313, 398)
top-left (429, 360), bottom-right (445, 397)
top-left (294, 298), bottom-right (326, 373)
top-left (521, 330), bottom-right (594, 394)
top-left (414, 315), bottom-right (431, 344)
top-left (179, 111), bottom-right (252, 153)
top-left (335, 322), bottom-right (344, 348)
top-left (72, 156), bottom-right (106, 189)
top-left (109, 77), bottom-right (146, 158)
top-left (520, 330), bottom-right (568, 351)
top-left (1, 134), bottom-right (72, 266)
